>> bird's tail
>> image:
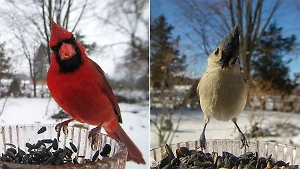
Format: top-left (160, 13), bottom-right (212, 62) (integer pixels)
top-left (106, 124), bottom-right (145, 164)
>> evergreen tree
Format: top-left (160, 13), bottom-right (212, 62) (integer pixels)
top-left (252, 22), bottom-right (298, 95)
top-left (150, 15), bottom-right (188, 146)
top-left (0, 41), bottom-right (11, 80)
top-left (150, 15), bottom-right (186, 89)
top-left (34, 44), bottom-right (48, 81)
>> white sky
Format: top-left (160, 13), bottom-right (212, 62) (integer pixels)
top-left (0, 0), bottom-right (149, 80)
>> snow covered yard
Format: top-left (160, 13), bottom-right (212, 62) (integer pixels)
top-left (0, 98), bottom-right (149, 169)
top-left (150, 108), bottom-right (300, 149)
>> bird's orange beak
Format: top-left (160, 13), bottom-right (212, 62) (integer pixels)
top-left (59, 43), bottom-right (76, 60)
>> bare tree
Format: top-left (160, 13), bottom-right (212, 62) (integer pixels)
top-left (1, 0), bottom-right (93, 97)
top-left (175, 0), bottom-right (282, 86)
top-left (96, 0), bottom-right (148, 51)
top-left (95, 0), bottom-right (149, 90)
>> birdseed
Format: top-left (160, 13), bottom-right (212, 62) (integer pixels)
top-left (0, 126), bottom-right (111, 166)
top-left (153, 144), bottom-right (299, 169)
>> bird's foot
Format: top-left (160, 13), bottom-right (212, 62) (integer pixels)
top-left (55, 119), bottom-right (74, 141)
top-left (239, 132), bottom-right (249, 149)
top-left (88, 125), bottom-right (102, 150)
top-left (199, 133), bottom-right (206, 149)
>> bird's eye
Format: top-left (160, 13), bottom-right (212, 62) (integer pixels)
top-left (214, 48), bottom-right (219, 55)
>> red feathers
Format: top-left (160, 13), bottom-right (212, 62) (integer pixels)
top-left (47, 21), bottom-right (145, 164)
top-left (49, 21), bottom-right (73, 47)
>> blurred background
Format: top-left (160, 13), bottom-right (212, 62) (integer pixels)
top-left (0, 0), bottom-right (149, 168)
top-left (150, 0), bottom-right (300, 150)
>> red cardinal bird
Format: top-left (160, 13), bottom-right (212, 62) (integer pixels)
top-left (47, 21), bottom-right (145, 164)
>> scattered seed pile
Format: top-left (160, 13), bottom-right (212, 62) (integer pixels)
top-left (153, 144), bottom-right (299, 169)
top-left (0, 126), bottom-right (111, 165)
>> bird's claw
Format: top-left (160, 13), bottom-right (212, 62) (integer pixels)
top-left (88, 126), bottom-right (102, 150)
top-left (88, 132), bottom-right (99, 150)
top-left (55, 119), bottom-right (73, 141)
top-left (55, 123), bottom-right (62, 141)
top-left (63, 125), bottom-right (69, 135)
top-left (240, 132), bottom-right (249, 149)
top-left (199, 133), bottom-right (206, 149)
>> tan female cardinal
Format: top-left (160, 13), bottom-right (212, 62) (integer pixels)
top-left (47, 21), bottom-right (145, 164)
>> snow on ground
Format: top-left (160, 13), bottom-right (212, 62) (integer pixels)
top-left (0, 98), bottom-right (149, 169)
top-left (150, 108), bottom-right (300, 149)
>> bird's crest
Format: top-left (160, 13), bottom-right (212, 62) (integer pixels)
top-left (49, 21), bottom-right (73, 48)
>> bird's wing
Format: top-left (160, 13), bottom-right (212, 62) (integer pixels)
top-left (89, 59), bottom-right (122, 123)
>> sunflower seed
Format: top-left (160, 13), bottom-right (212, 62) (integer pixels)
top-left (37, 126), bottom-right (47, 134)
top-left (92, 150), bottom-right (100, 162)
